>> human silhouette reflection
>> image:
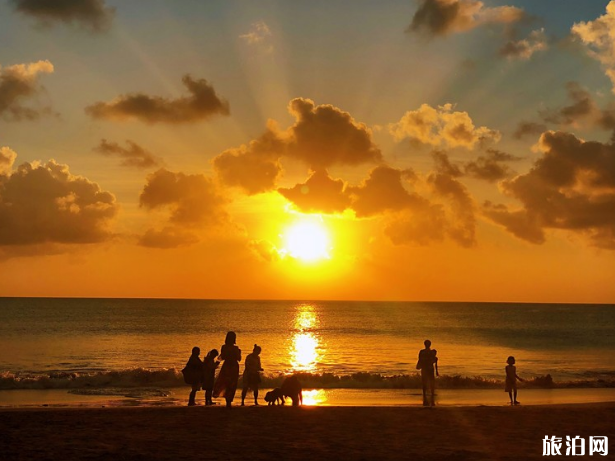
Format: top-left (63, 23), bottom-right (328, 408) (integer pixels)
top-left (213, 331), bottom-right (241, 407)
top-left (416, 339), bottom-right (437, 406)
top-left (241, 344), bottom-right (263, 406)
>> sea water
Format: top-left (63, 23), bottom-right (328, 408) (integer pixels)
top-left (1, 298), bottom-right (614, 406)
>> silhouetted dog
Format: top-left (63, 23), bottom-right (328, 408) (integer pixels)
top-left (264, 388), bottom-right (284, 405)
top-left (280, 376), bottom-right (303, 406)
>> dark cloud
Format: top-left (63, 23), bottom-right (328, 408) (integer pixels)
top-left (540, 82), bottom-right (598, 125)
top-left (213, 125), bottom-right (285, 195)
top-left (432, 150), bottom-right (463, 177)
top-left (85, 75), bottom-right (230, 124)
top-left (464, 149), bottom-right (520, 182)
top-left (513, 121), bottom-right (547, 139)
top-left (11, 0), bottom-right (115, 32)
top-left (137, 227), bottom-right (199, 249)
top-left (138, 168), bottom-right (230, 249)
top-left (485, 131), bottom-right (615, 249)
top-left (286, 98), bottom-right (382, 169)
top-left (428, 172), bottom-right (476, 247)
top-left (94, 139), bottom-right (163, 169)
top-left (0, 60), bottom-right (54, 122)
top-left (140, 168), bottom-right (228, 226)
top-left (278, 169), bottom-right (351, 214)
top-left (0, 153), bottom-right (117, 246)
top-left (407, 0), bottom-right (525, 37)
top-left (499, 28), bottom-right (547, 60)
top-left (347, 165), bottom-right (421, 218)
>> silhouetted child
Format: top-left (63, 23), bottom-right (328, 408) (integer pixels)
top-left (202, 349), bottom-right (219, 405)
top-left (505, 356), bottom-right (524, 405)
top-left (432, 349), bottom-right (439, 377)
top-left (183, 346), bottom-right (202, 406)
top-left (241, 345), bottom-right (263, 406)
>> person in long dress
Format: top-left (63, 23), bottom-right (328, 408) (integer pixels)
top-left (213, 331), bottom-right (241, 407)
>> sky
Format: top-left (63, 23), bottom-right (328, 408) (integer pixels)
top-left (0, 0), bottom-right (614, 302)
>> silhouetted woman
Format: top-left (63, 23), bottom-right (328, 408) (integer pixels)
top-left (213, 331), bottom-right (242, 407)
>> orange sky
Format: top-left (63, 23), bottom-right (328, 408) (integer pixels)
top-left (1, 0), bottom-right (614, 302)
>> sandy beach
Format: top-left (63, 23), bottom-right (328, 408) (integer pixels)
top-left (1, 403), bottom-right (613, 460)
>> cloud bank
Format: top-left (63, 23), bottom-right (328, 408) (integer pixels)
top-left (0, 60), bottom-right (54, 121)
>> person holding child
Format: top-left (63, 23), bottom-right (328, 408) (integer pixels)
top-left (241, 344), bottom-right (264, 406)
top-left (183, 346), bottom-right (203, 406)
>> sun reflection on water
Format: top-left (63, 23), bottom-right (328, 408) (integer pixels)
top-left (290, 305), bottom-right (322, 372)
top-left (301, 389), bottom-right (327, 406)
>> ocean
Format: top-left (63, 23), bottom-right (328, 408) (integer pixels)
top-left (1, 298), bottom-right (614, 406)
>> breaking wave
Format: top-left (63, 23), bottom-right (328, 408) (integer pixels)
top-left (2, 369), bottom-right (614, 391)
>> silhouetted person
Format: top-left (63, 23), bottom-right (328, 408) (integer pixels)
top-left (241, 344), bottom-right (263, 406)
top-left (416, 339), bottom-right (437, 406)
top-left (213, 331), bottom-right (241, 407)
top-left (505, 356), bottom-right (525, 405)
top-left (202, 349), bottom-right (219, 405)
top-left (183, 346), bottom-right (202, 406)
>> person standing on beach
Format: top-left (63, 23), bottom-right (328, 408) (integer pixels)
top-left (416, 339), bottom-right (437, 406)
top-left (505, 356), bottom-right (524, 405)
top-left (241, 344), bottom-right (264, 406)
top-left (213, 331), bottom-right (242, 407)
top-left (202, 349), bottom-right (219, 405)
top-left (183, 347), bottom-right (203, 406)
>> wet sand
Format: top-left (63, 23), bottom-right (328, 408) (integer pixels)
top-left (1, 403), bottom-right (614, 460)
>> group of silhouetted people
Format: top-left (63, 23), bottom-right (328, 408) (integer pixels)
top-left (183, 331), bottom-right (263, 407)
top-left (184, 336), bottom-right (525, 407)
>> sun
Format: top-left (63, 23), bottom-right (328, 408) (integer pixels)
top-left (281, 219), bottom-right (331, 262)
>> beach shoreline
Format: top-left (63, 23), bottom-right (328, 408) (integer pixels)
top-left (1, 403), bottom-right (613, 460)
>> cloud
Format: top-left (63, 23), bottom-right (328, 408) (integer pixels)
top-left (213, 98), bottom-right (381, 195)
top-left (138, 168), bottom-right (231, 249)
top-left (0, 60), bottom-right (54, 121)
top-left (249, 239), bottom-right (280, 262)
top-left (432, 150), bottom-right (463, 177)
top-left (499, 28), bottom-right (548, 60)
top-left (11, 0), bottom-right (115, 32)
top-left (389, 103), bottom-right (500, 149)
top-left (0, 147), bottom-right (17, 175)
top-left (278, 169), bottom-right (351, 214)
top-left (213, 124), bottom-right (285, 195)
top-left (0, 152), bottom-right (117, 246)
top-left (347, 165), bottom-right (421, 218)
top-left (94, 139), bottom-right (163, 169)
top-left (408, 0), bottom-right (525, 37)
top-left (485, 131), bottom-right (615, 249)
top-left (464, 149), bottom-right (520, 182)
top-left (286, 98), bottom-right (382, 169)
top-left (540, 82), bottom-right (599, 125)
top-left (428, 172), bottom-right (476, 247)
top-left (240, 21), bottom-right (273, 53)
top-left (572, 1), bottom-right (615, 93)
top-left (137, 227), bottom-right (199, 249)
top-left (513, 121), bottom-right (547, 139)
top-left (85, 75), bottom-right (230, 124)
top-left (140, 168), bottom-right (229, 226)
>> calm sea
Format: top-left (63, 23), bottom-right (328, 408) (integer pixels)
top-left (1, 298), bottom-right (614, 391)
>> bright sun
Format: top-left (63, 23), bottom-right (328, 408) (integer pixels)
top-left (281, 219), bottom-right (331, 262)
